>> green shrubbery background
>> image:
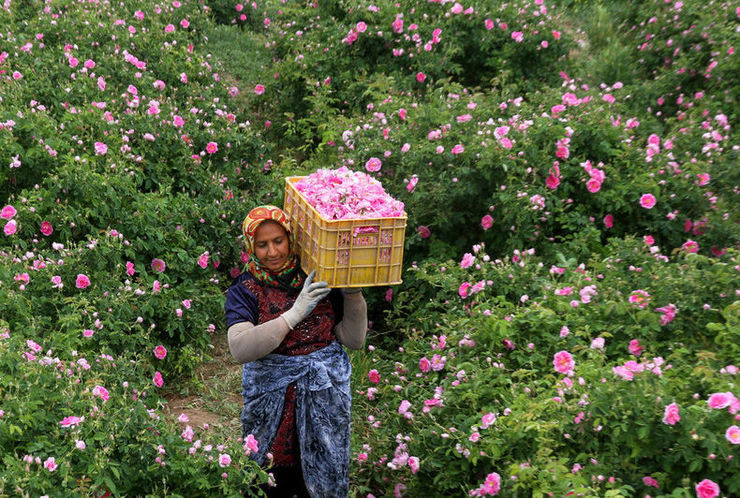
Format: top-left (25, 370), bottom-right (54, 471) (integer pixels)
top-left (0, 0), bottom-right (737, 495)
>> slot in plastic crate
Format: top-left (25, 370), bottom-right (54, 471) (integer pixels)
top-left (283, 176), bottom-right (407, 288)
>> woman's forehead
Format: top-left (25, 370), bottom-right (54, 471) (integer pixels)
top-left (254, 221), bottom-right (287, 241)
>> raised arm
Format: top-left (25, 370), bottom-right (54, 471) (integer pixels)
top-left (334, 289), bottom-right (368, 350)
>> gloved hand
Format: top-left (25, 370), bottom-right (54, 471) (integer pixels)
top-left (281, 270), bottom-right (331, 329)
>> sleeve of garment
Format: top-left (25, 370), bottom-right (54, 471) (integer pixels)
top-left (333, 291), bottom-right (367, 350)
top-left (227, 318), bottom-right (291, 363)
top-left (225, 273), bottom-right (259, 328)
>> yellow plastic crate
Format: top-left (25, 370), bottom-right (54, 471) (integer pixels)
top-left (283, 176), bottom-right (407, 288)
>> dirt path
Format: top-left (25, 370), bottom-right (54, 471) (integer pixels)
top-left (163, 331), bottom-right (244, 432)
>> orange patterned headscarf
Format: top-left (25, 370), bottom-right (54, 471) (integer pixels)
top-left (241, 205), bottom-right (303, 289)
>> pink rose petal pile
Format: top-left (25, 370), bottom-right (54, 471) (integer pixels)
top-left (294, 166), bottom-right (405, 220)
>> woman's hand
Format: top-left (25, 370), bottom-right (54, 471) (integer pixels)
top-left (281, 270), bottom-right (331, 329)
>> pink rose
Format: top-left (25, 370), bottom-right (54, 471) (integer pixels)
top-left (481, 214), bottom-right (493, 230)
top-left (75, 274), bottom-right (91, 289)
top-left (458, 282), bottom-right (471, 298)
top-left (244, 434), bottom-right (259, 454)
top-left (419, 357), bottom-right (431, 373)
top-left (254, 84), bottom-right (265, 95)
top-left (726, 425), bottom-right (740, 444)
top-left (151, 258), bottom-right (166, 272)
top-left (707, 392), bottom-right (732, 409)
top-left (416, 72), bottom-right (426, 83)
top-left (218, 453), bottom-right (232, 467)
top-left (1, 205), bottom-right (17, 220)
top-left (365, 157), bottom-right (382, 172)
top-left (43, 457), bottom-right (58, 472)
top-left (553, 350), bottom-right (575, 374)
top-left (695, 479), bottom-right (720, 498)
top-left (640, 193), bottom-right (656, 209)
top-left (483, 472), bottom-right (501, 494)
top-left (94, 141), bottom-right (108, 155)
top-left (197, 251), bottom-right (209, 268)
top-left (154, 345), bottom-right (168, 360)
top-left (40, 221), bottom-right (53, 236)
top-left (153, 371), bottom-right (164, 387)
top-left (4, 220), bottom-right (17, 236)
top-left (681, 239), bottom-right (699, 253)
top-left (368, 369), bottom-right (381, 383)
top-left (206, 141), bottom-right (218, 154)
top-left (662, 402), bottom-right (680, 425)
top-left (460, 253), bottom-right (475, 269)
top-left (418, 225), bottom-right (431, 239)
top-left (408, 456), bottom-right (419, 474)
top-left (643, 476), bottom-right (659, 488)
top-left (603, 214), bottom-right (614, 228)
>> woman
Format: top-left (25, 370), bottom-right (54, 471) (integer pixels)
top-left (225, 205), bottom-right (367, 498)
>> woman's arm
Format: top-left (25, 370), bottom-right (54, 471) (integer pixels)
top-left (227, 317), bottom-right (291, 363)
top-left (334, 290), bottom-right (367, 350)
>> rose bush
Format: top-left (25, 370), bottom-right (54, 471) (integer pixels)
top-left (0, 320), bottom-right (267, 496)
top-left (351, 241), bottom-right (739, 496)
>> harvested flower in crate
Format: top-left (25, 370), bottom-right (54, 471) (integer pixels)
top-left (283, 168), bottom-right (407, 287)
top-left (293, 166), bottom-right (405, 221)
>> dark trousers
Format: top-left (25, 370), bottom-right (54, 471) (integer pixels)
top-left (262, 465), bottom-right (310, 498)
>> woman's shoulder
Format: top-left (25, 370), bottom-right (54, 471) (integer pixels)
top-left (227, 272), bottom-right (256, 296)
top-left (230, 271), bottom-right (253, 286)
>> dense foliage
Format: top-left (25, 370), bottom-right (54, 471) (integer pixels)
top-left (0, 0), bottom-right (737, 495)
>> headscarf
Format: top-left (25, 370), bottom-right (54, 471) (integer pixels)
top-left (242, 205), bottom-right (305, 290)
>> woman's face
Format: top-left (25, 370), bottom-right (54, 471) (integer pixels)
top-left (253, 221), bottom-right (290, 272)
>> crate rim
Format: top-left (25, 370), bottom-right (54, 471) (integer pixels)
top-left (285, 175), bottom-right (408, 224)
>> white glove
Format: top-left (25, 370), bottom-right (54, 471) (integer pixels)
top-left (281, 270), bottom-right (331, 329)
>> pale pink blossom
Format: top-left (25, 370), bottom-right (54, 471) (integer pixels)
top-left (60, 416), bottom-right (84, 428)
top-left (94, 142), bottom-right (108, 155)
top-left (4, 220), bottom-right (17, 236)
top-left (365, 157), bottom-right (382, 172)
top-left (553, 351), bottom-right (575, 374)
top-left (218, 453), bottom-right (232, 467)
top-left (460, 253), bottom-right (475, 269)
top-left (153, 371), bottom-right (164, 387)
top-left (707, 392), bottom-right (733, 409)
top-left (726, 425), bottom-right (740, 444)
top-left (244, 434), bottom-right (259, 455)
top-left (480, 412), bottom-right (496, 429)
top-left (43, 457), bottom-right (58, 472)
top-left (662, 402), bottom-right (680, 425)
top-left (458, 282), bottom-right (471, 298)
